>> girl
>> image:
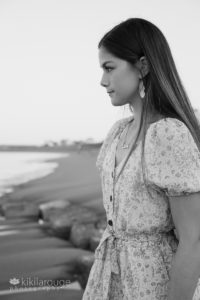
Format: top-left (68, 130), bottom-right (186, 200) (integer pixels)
top-left (82, 18), bottom-right (200, 300)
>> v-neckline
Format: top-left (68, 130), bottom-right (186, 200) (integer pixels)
top-left (114, 137), bottom-right (142, 170)
top-left (115, 156), bottom-right (126, 169)
top-left (114, 116), bottom-right (139, 170)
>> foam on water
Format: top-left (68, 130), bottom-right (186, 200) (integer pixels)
top-left (0, 152), bottom-right (69, 197)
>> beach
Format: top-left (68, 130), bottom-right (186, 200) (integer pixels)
top-left (0, 148), bottom-right (103, 300)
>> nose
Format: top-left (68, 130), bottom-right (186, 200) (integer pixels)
top-left (100, 73), bottom-right (109, 87)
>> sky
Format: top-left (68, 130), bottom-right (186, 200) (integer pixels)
top-left (0, 0), bottom-right (199, 145)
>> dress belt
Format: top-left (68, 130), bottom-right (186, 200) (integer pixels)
top-left (94, 226), bottom-right (167, 275)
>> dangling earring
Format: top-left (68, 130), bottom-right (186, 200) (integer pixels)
top-left (139, 80), bottom-right (145, 99)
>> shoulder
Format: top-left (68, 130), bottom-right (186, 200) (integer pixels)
top-left (145, 117), bottom-right (200, 197)
top-left (147, 117), bottom-right (193, 147)
top-left (146, 117), bottom-right (200, 163)
top-left (150, 117), bottom-right (187, 134)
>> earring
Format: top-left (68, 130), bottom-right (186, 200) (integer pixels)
top-left (139, 81), bottom-right (145, 99)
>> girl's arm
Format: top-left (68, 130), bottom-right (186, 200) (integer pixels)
top-left (168, 192), bottom-right (200, 300)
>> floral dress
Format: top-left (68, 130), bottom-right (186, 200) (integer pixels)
top-left (82, 116), bottom-right (200, 300)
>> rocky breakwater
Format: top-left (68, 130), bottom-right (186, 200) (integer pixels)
top-left (0, 200), bottom-right (39, 220)
top-left (0, 198), bottom-right (106, 291)
top-left (38, 199), bottom-right (107, 289)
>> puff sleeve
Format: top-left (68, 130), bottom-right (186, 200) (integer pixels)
top-left (145, 118), bottom-right (200, 197)
top-left (96, 119), bottom-right (124, 173)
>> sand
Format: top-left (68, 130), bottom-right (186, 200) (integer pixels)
top-left (0, 149), bottom-right (103, 300)
top-left (2, 149), bottom-right (103, 212)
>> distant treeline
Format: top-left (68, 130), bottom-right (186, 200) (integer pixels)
top-left (0, 142), bottom-right (103, 153)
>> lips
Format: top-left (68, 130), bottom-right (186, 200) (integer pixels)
top-left (107, 90), bottom-right (114, 94)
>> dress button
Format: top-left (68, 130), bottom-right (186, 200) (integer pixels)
top-left (110, 195), bottom-right (112, 202)
top-left (108, 220), bottom-right (113, 226)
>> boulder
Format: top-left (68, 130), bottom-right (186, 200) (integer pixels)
top-left (89, 234), bottom-right (102, 252)
top-left (70, 223), bottom-right (101, 249)
top-left (74, 252), bottom-right (95, 289)
top-left (49, 205), bottom-right (98, 239)
top-left (95, 215), bottom-right (107, 231)
top-left (38, 199), bottom-right (71, 221)
top-left (0, 202), bottom-right (39, 219)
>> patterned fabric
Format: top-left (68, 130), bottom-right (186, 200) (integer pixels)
top-left (82, 116), bottom-right (200, 300)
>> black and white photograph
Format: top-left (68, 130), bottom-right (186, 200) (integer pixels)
top-left (0, 1), bottom-right (200, 299)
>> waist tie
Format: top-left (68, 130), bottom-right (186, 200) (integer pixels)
top-left (94, 227), bottom-right (167, 275)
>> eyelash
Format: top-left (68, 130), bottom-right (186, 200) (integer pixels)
top-left (104, 67), bottom-right (113, 73)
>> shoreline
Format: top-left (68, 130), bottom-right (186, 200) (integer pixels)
top-left (0, 151), bottom-right (69, 199)
top-left (0, 149), bottom-right (103, 212)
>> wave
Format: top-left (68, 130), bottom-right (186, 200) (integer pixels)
top-left (0, 152), bottom-right (69, 197)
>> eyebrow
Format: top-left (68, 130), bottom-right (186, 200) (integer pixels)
top-left (100, 61), bottom-right (114, 68)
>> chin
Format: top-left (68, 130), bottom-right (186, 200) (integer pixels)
top-left (110, 95), bottom-right (123, 106)
top-left (111, 101), bottom-right (120, 106)
top-left (111, 99), bottom-right (127, 107)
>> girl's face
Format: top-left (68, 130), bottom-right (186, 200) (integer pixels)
top-left (98, 47), bottom-right (141, 106)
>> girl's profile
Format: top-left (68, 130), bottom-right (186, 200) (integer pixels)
top-left (82, 18), bottom-right (200, 300)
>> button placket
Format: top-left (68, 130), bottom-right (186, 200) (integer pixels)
top-left (108, 190), bottom-right (114, 233)
top-left (108, 143), bottom-right (117, 235)
top-left (107, 124), bottom-right (123, 235)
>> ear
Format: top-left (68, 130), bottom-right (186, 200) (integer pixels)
top-left (138, 56), bottom-right (149, 79)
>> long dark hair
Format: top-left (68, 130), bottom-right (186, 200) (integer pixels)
top-left (98, 18), bottom-right (200, 198)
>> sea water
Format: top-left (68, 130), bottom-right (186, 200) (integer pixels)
top-left (0, 151), bottom-right (69, 198)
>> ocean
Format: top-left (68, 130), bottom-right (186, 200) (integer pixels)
top-left (0, 151), bottom-right (69, 198)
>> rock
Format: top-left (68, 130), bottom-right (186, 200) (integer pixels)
top-left (38, 199), bottom-right (71, 221)
top-left (0, 202), bottom-right (39, 219)
top-left (44, 217), bottom-right (72, 238)
top-left (70, 223), bottom-right (100, 249)
top-left (89, 234), bottom-right (102, 251)
top-left (95, 215), bottom-right (107, 231)
top-left (49, 205), bottom-right (98, 239)
top-left (74, 252), bottom-right (95, 289)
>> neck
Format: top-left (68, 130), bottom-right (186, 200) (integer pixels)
top-left (130, 97), bottom-right (161, 130)
top-left (130, 97), bottom-right (143, 128)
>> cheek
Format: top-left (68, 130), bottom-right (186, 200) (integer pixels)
top-left (117, 72), bottom-right (139, 94)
